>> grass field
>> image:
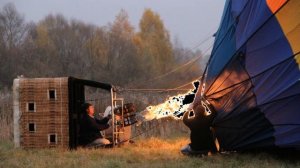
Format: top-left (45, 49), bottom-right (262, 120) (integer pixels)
top-left (1, 136), bottom-right (300, 168)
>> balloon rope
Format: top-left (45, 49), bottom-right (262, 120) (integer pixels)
top-left (204, 0), bottom-right (290, 94)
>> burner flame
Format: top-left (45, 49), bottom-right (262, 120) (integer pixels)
top-left (138, 80), bottom-right (200, 122)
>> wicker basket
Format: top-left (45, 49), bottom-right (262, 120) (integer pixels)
top-left (14, 77), bottom-right (69, 148)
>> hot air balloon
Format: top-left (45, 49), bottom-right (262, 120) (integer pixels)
top-left (184, 0), bottom-right (300, 153)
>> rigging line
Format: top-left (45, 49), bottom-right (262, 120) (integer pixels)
top-left (85, 96), bottom-right (112, 102)
top-left (209, 88), bottom-right (254, 125)
top-left (189, 34), bottom-right (214, 51)
top-left (117, 123), bottom-right (161, 144)
top-left (172, 82), bottom-right (193, 90)
top-left (207, 25), bottom-right (300, 97)
top-left (172, 75), bottom-right (202, 90)
top-left (214, 124), bottom-right (300, 129)
top-left (131, 44), bottom-right (214, 89)
top-left (128, 39), bottom-right (214, 88)
top-left (121, 88), bottom-right (190, 93)
top-left (208, 69), bottom-right (235, 94)
top-left (122, 75), bottom-right (202, 93)
top-left (204, 0), bottom-right (291, 95)
top-left (206, 50), bottom-right (300, 97)
top-left (130, 55), bottom-right (201, 87)
top-left (256, 92), bottom-right (300, 109)
top-left (201, 1), bottom-right (251, 77)
top-left (211, 91), bottom-right (300, 126)
top-left (200, 1), bottom-right (254, 88)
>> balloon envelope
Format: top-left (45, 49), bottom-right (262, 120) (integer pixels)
top-left (197, 0), bottom-right (300, 150)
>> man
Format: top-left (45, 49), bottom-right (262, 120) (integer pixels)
top-left (79, 103), bottom-right (111, 147)
top-left (181, 102), bottom-right (217, 155)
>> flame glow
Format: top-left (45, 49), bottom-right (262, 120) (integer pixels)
top-left (139, 81), bottom-right (199, 121)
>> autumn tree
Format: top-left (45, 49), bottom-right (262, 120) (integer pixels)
top-left (0, 3), bottom-right (203, 90)
top-left (0, 3), bottom-right (26, 49)
top-left (135, 9), bottom-right (174, 78)
top-left (107, 9), bottom-right (141, 84)
top-left (34, 15), bottom-right (93, 78)
top-left (84, 26), bottom-right (110, 81)
top-left (0, 3), bottom-right (27, 87)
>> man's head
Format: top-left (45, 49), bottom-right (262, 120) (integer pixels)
top-left (83, 103), bottom-right (94, 116)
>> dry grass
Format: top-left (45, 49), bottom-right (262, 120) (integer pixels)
top-left (1, 136), bottom-right (300, 168)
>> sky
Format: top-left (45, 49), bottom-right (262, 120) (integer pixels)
top-left (0, 0), bottom-right (225, 50)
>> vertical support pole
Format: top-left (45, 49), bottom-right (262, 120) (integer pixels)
top-left (110, 88), bottom-right (115, 147)
top-left (121, 100), bottom-right (124, 129)
top-left (13, 78), bottom-right (20, 148)
top-left (113, 91), bottom-right (117, 145)
top-left (59, 78), bottom-right (63, 147)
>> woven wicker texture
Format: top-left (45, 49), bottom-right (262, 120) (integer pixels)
top-left (19, 78), bottom-right (69, 148)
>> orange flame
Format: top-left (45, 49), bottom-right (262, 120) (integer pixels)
top-left (140, 86), bottom-right (198, 121)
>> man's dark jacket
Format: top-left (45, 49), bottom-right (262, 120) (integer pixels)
top-left (183, 104), bottom-right (216, 151)
top-left (79, 114), bottom-right (110, 145)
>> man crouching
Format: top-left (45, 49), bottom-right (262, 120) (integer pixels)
top-left (79, 103), bottom-right (111, 147)
top-left (181, 101), bottom-right (217, 156)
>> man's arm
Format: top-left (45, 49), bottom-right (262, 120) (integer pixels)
top-left (87, 117), bottom-right (110, 131)
top-left (95, 116), bottom-right (110, 125)
top-left (183, 110), bottom-right (201, 129)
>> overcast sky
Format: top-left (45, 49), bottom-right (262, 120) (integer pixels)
top-left (0, 0), bottom-right (225, 50)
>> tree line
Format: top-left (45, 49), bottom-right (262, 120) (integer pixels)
top-left (0, 3), bottom-right (204, 90)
